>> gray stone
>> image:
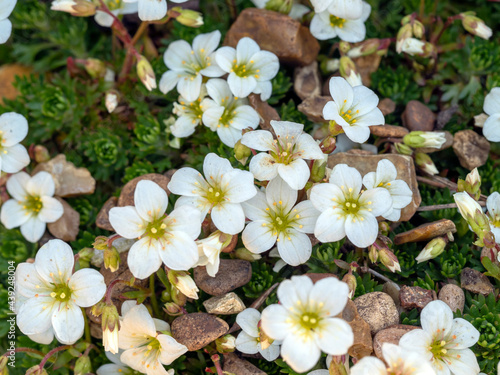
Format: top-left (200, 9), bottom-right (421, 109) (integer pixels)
top-left (203, 292), bottom-right (246, 315)
top-left (194, 259), bottom-right (252, 296)
top-left (171, 313), bottom-right (229, 351)
top-left (438, 284), bottom-right (465, 313)
top-left (354, 292), bottom-right (399, 335)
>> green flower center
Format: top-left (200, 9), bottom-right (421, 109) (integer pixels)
top-left (24, 195), bottom-right (43, 213)
top-left (429, 339), bottom-right (449, 361)
top-left (231, 59), bottom-right (260, 79)
top-left (265, 203), bottom-right (301, 239)
top-left (489, 214), bottom-right (500, 228)
top-left (105, 0), bottom-right (123, 11)
top-left (179, 98), bottom-right (204, 124)
top-left (145, 218), bottom-right (168, 240)
top-left (204, 186), bottom-right (225, 205)
top-left (270, 137), bottom-right (302, 165)
top-left (299, 312), bottom-right (320, 330)
top-left (330, 15), bottom-right (346, 28)
top-left (343, 199), bottom-right (360, 214)
top-left (218, 99), bottom-right (237, 129)
top-left (51, 283), bottom-right (72, 302)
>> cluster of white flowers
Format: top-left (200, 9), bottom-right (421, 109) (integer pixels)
top-left (482, 87), bottom-right (500, 143)
top-left (0, 0), bottom-right (16, 43)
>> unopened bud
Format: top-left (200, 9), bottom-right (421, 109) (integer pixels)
top-left (394, 142), bottom-right (414, 155)
top-left (51, 0), bottom-right (96, 16)
top-left (346, 39), bottom-right (380, 58)
top-left (320, 135), bottom-right (337, 154)
top-left (403, 131), bottom-right (446, 149)
top-left (91, 301), bottom-right (106, 317)
top-left (320, 58), bottom-right (340, 74)
top-left (171, 7), bottom-right (204, 27)
top-left (342, 273), bottom-right (357, 299)
top-left (328, 355), bottom-right (349, 375)
top-left (415, 237), bottom-right (447, 263)
top-left (74, 355), bottom-right (91, 375)
top-left (339, 56), bottom-right (361, 86)
top-left (378, 248), bottom-right (401, 273)
top-left (396, 24), bottom-right (413, 53)
top-left (412, 20), bottom-right (425, 38)
top-left (265, 0), bottom-right (293, 14)
top-left (378, 221), bottom-right (390, 236)
top-left (234, 139), bottom-right (252, 165)
top-left (368, 245), bottom-right (379, 263)
top-left (465, 168), bottom-right (481, 200)
top-left (102, 304), bottom-right (120, 354)
top-left (103, 246), bottom-right (120, 272)
top-left (34, 145), bottom-right (50, 163)
top-left (83, 58), bottom-right (107, 78)
top-left (233, 247), bottom-right (262, 261)
top-left (461, 13), bottom-right (492, 40)
top-left (415, 152), bottom-right (439, 175)
top-left (136, 55), bottom-right (157, 91)
top-left (400, 37), bottom-right (426, 56)
top-left (454, 192), bottom-right (482, 222)
top-left (311, 155), bottom-right (327, 182)
top-left (163, 302), bottom-right (184, 316)
top-left (93, 236), bottom-right (109, 251)
top-left (105, 91), bottom-right (119, 113)
top-left (168, 270), bottom-right (199, 299)
top-left (338, 41), bottom-right (351, 55)
top-left (215, 334), bottom-right (236, 353)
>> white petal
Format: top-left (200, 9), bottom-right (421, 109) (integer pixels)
top-left (483, 113), bottom-right (500, 142)
top-left (355, 108), bottom-right (385, 127)
top-left (330, 164), bottom-right (362, 195)
top-left (119, 304), bottom-right (157, 346)
top-left (35, 239), bottom-right (74, 283)
top-left (235, 331), bottom-right (260, 354)
top-left (109, 206), bottom-right (145, 239)
top-left (281, 334), bottom-right (321, 373)
top-left (241, 129), bottom-right (274, 151)
top-left (0, 144), bottom-right (30, 173)
top-left (159, 70), bottom-right (181, 95)
top-left (52, 302), bottom-right (85, 344)
top-left (260, 343), bottom-right (280, 361)
top-left (260, 304), bottom-right (291, 341)
top-left (310, 182), bottom-right (343, 212)
top-left (21, 217), bottom-right (46, 243)
top-left (271, 120), bottom-right (304, 139)
top-left (350, 357), bottom-right (387, 375)
top-left (0, 18), bottom-right (12, 44)
top-left (38, 196), bottom-right (64, 223)
top-left (294, 200), bottom-right (320, 233)
top-left (96, 364), bottom-right (130, 375)
top-left (241, 191), bottom-right (268, 221)
top-left (177, 73), bottom-right (203, 103)
top-left (127, 237), bottom-right (163, 279)
top-left (446, 348), bottom-right (480, 375)
top-left (362, 171), bottom-right (376, 189)
top-left (27, 171), bottom-right (55, 197)
top-left (342, 123), bottom-right (371, 143)
top-left (351, 85), bottom-right (380, 117)
top-left (449, 318), bottom-right (479, 349)
top-left (192, 30), bottom-right (221, 56)
top-left (0, 112), bottom-right (28, 146)
top-left (265, 176), bottom-right (297, 213)
top-left (277, 230), bottom-right (311, 266)
top-left (217, 125), bottom-right (243, 147)
top-left (1, 199), bottom-right (29, 229)
top-left (172, 115), bottom-right (198, 137)
top-left (166, 206), bottom-right (201, 239)
top-left (227, 73), bottom-right (257, 98)
top-left (296, 133), bottom-right (324, 160)
top-left (94, 10), bottom-right (114, 27)
top-left (329, 77), bottom-right (354, 109)
top-left (251, 51), bottom-right (279, 81)
top-left (158, 231), bottom-right (199, 270)
top-left (236, 37), bottom-right (261, 63)
top-left (336, 19), bottom-right (366, 43)
top-left (0, 0), bottom-right (16, 21)
top-left (168, 167), bottom-right (208, 197)
top-left (134, 180), bottom-right (168, 221)
top-left (157, 334), bottom-right (188, 365)
top-left (278, 275), bottom-right (313, 309)
top-left (242, 221), bottom-right (277, 253)
top-left (359, 187), bottom-right (392, 216)
top-left (254, 80), bottom-right (273, 101)
top-left (249, 153), bottom-right (279, 181)
top-left (223, 169), bottom-right (257, 203)
top-left (327, 0), bottom-right (362, 19)
top-left (17, 296), bottom-right (54, 335)
top-left (421, 300), bottom-right (453, 335)
top-left (69, 268), bottom-right (106, 307)
top-left (215, 46), bottom-right (236, 73)
top-left (310, 12), bottom-right (338, 40)
top-left (314, 317), bottom-right (353, 355)
top-left (28, 328), bottom-right (55, 345)
top-left (15, 263), bottom-right (51, 298)
top-left (310, 0), bottom-right (333, 12)
top-left (211, 202), bottom-right (246, 235)
top-left (236, 308), bottom-right (261, 337)
top-left (310, 277), bottom-right (349, 317)
top-left (206, 78), bottom-right (233, 105)
top-left (138, 0), bottom-right (166, 21)
top-left (6, 171), bottom-right (30, 200)
top-left (314, 208), bottom-right (346, 243)
top-left (277, 158), bottom-right (310, 190)
top-left (203, 153), bottom-right (233, 182)
top-left (203, 105), bottom-right (225, 131)
top-left (344, 212), bottom-right (378, 247)
top-left (232, 105), bottom-right (260, 129)
top-left (174, 195), bottom-right (210, 220)
top-left (399, 329), bottom-right (434, 359)
top-left (483, 87), bottom-right (500, 116)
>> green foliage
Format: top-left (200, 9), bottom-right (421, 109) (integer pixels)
top-left (400, 308), bottom-right (421, 326)
top-left (306, 240), bottom-right (348, 274)
top-left (354, 273), bottom-right (383, 298)
top-left (438, 243), bottom-right (470, 279)
top-left (268, 70), bottom-right (293, 105)
top-left (242, 262), bottom-right (282, 300)
top-left (371, 64), bottom-right (421, 106)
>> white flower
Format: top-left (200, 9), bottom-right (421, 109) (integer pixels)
top-left (109, 180), bottom-right (201, 279)
top-left (118, 301), bottom-right (186, 374)
top-left (215, 37), bottom-right (279, 100)
top-left (241, 120), bottom-right (324, 190)
top-left (251, 0), bottom-right (310, 20)
top-left (0, 112), bottom-right (30, 173)
top-left (201, 78), bottom-right (260, 147)
top-left (171, 84), bottom-right (208, 138)
top-left (482, 87), bottom-right (500, 142)
top-left (400, 37), bottom-right (425, 55)
top-left (454, 192), bottom-right (482, 221)
top-left (236, 308), bottom-right (281, 361)
top-left (310, 2), bottom-right (371, 42)
top-left (362, 159), bottom-right (413, 221)
top-left (95, 0), bottom-right (138, 27)
top-left (1, 172), bottom-right (64, 243)
top-left (195, 231), bottom-right (226, 277)
top-left (351, 343), bottom-right (436, 375)
top-left (309, 0), bottom-right (362, 19)
top-left (399, 300), bottom-right (480, 375)
top-left (486, 192), bottom-right (500, 243)
top-left (121, 0), bottom-right (186, 21)
top-left (105, 92), bottom-right (118, 113)
top-left (404, 131), bottom-right (446, 149)
top-left (97, 350), bottom-right (159, 375)
top-left (167, 153), bottom-right (257, 235)
top-left (261, 275), bottom-right (353, 373)
top-left (0, 0), bottom-right (16, 44)
top-left (310, 164), bottom-right (392, 248)
top-left (160, 30), bottom-right (225, 102)
top-left (15, 239), bottom-right (106, 344)
top-left (323, 77), bottom-right (385, 143)
top-left (242, 177), bottom-right (320, 266)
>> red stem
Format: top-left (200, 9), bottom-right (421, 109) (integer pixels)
top-left (39, 345), bottom-right (72, 369)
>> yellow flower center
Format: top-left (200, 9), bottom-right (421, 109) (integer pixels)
top-left (51, 283), bottom-right (72, 302)
top-left (330, 15), bottom-right (346, 28)
top-left (230, 59), bottom-right (260, 79)
top-left (340, 108), bottom-right (360, 125)
top-left (23, 195), bottom-right (43, 214)
top-left (145, 219), bottom-right (168, 240)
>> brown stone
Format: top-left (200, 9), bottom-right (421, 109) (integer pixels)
top-left (47, 198), bottom-right (80, 242)
top-left (415, 131), bottom-right (454, 154)
top-left (436, 105), bottom-right (458, 130)
top-left (402, 100), bottom-right (435, 131)
top-left (394, 219), bottom-right (456, 245)
top-left (378, 98), bottom-right (396, 116)
top-left (90, 321), bottom-right (103, 339)
top-left (352, 54), bottom-right (381, 87)
top-left (342, 299), bottom-right (373, 359)
top-left (294, 61), bottom-right (322, 100)
top-left (0, 64), bottom-right (33, 104)
top-left (224, 8), bottom-right (320, 66)
top-left (460, 267), bottom-right (494, 296)
top-left (354, 292), bottom-right (399, 335)
top-left (203, 292), bottom-right (246, 315)
top-left (248, 94), bottom-right (280, 131)
top-left (223, 353), bottom-right (267, 374)
top-left (118, 173), bottom-right (170, 207)
top-left (298, 96), bottom-right (330, 123)
top-left (452, 130), bottom-right (490, 170)
top-left (399, 285), bottom-right (434, 310)
top-left (171, 313), bottom-right (229, 351)
top-left (96, 196), bottom-right (118, 231)
top-left (328, 153), bottom-right (421, 221)
top-left (438, 284), bottom-right (465, 313)
top-left (382, 281), bottom-right (401, 312)
top-left (346, 149), bottom-right (375, 155)
top-left (372, 325), bottom-right (419, 360)
top-left (370, 125), bottom-right (408, 138)
top-left (194, 259), bottom-right (252, 296)
top-left (32, 154), bottom-right (96, 197)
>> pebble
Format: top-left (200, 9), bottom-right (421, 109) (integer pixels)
top-left (203, 292), bottom-right (246, 315)
top-left (47, 197), bottom-right (80, 242)
top-left (294, 61), bottom-right (322, 100)
top-left (223, 353), bottom-right (267, 374)
top-left (399, 285), bottom-right (434, 310)
top-left (0, 64), bottom-right (32, 104)
top-left (394, 219), bottom-right (456, 245)
top-left (370, 124), bottom-right (408, 138)
top-left (452, 130), bottom-right (490, 170)
top-left (352, 54), bottom-right (381, 87)
top-left (171, 313), bottom-right (229, 351)
top-left (194, 259), bottom-right (252, 296)
top-left (460, 267), bottom-right (494, 296)
top-left (354, 292), bottom-right (399, 335)
top-left (297, 96), bottom-right (330, 123)
top-left (438, 284), bottom-right (465, 313)
top-left (402, 100), bottom-right (435, 131)
top-left (96, 196), bottom-right (117, 231)
top-left (377, 98), bottom-right (396, 116)
top-left (248, 94), bottom-right (281, 131)
top-left (372, 325), bottom-right (419, 359)
top-left (342, 299), bottom-right (373, 359)
top-left (118, 173), bottom-right (170, 207)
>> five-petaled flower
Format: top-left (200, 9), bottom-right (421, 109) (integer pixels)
top-left (482, 87), bottom-right (500, 142)
top-left (121, 0), bottom-right (187, 22)
top-left (109, 180), bottom-right (202, 279)
top-left (168, 153), bottom-right (257, 235)
top-left (15, 239), bottom-right (106, 344)
top-left (171, 85), bottom-right (208, 138)
top-left (0, 112), bottom-right (30, 173)
top-left (0, 0), bottom-right (17, 44)
top-left (309, 0), bottom-right (363, 19)
top-left (241, 120), bottom-right (325, 190)
top-left (1, 171), bottom-right (64, 243)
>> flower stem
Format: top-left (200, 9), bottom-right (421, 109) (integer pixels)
top-left (82, 307), bottom-right (91, 342)
top-left (39, 345), bottom-right (72, 369)
top-left (131, 21), bottom-right (150, 46)
top-left (211, 354), bottom-right (224, 375)
top-left (150, 273), bottom-right (161, 318)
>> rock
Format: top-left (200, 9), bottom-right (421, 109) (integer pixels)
top-left (171, 313), bottom-right (229, 351)
top-left (0, 64), bottom-right (33, 104)
top-left (90, 321), bottom-right (103, 339)
top-left (394, 219), bottom-right (456, 245)
top-left (372, 325), bottom-right (419, 360)
top-left (223, 353), bottom-right (267, 374)
top-left (452, 130), bottom-right (490, 170)
top-left (47, 198), bottom-right (80, 242)
top-left (298, 96), bottom-right (330, 123)
top-left (461, 267), bottom-right (494, 296)
top-left (382, 281), bottom-right (401, 308)
top-left (248, 94), bottom-right (280, 131)
top-left (32, 154), bottom-right (96, 197)
top-left (399, 285), bottom-right (434, 310)
top-left (370, 125), bottom-right (408, 138)
top-left (415, 131), bottom-right (454, 153)
top-left (436, 105), bottom-right (458, 130)
top-left (118, 173), bottom-right (170, 207)
top-left (328, 153), bottom-right (421, 221)
top-left (346, 149), bottom-right (376, 155)
top-left (305, 273), bottom-right (338, 283)
top-left (342, 299), bottom-right (373, 359)
top-left (352, 54), bottom-right (381, 87)
top-left (354, 292), bottom-right (399, 335)
top-left (438, 284), bottom-right (465, 313)
top-left (194, 259), bottom-right (252, 296)
top-left (38, 231), bottom-right (56, 247)
top-left (378, 98), bottom-right (396, 116)
top-left (224, 8), bottom-right (320, 66)
top-left (96, 196), bottom-right (118, 231)
top-left (294, 61), bottom-right (322, 100)
top-left (402, 100), bottom-right (435, 131)
top-left (203, 292), bottom-right (246, 315)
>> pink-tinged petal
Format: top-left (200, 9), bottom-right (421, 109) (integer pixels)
top-left (329, 77), bottom-right (354, 109)
top-left (127, 237), bottom-right (163, 279)
top-left (109, 206), bottom-right (145, 239)
top-left (134, 180), bottom-right (168, 221)
top-left (0, 144), bottom-right (30, 173)
top-left (242, 221), bottom-right (277, 253)
top-left (309, 277), bottom-right (349, 317)
top-left (5, 171), bottom-right (30, 200)
top-left (157, 334), bottom-right (188, 365)
top-left (314, 208), bottom-right (346, 243)
top-left (241, 129), bottom-right (275, 151)
top-left (260, 304), bottom-right (291, 340)
top-left (0, 112), bottom-right (28, 146)
top-left (211, 202), bottom-right (245, 235)
top-left (1, 199), bottom-right (30, 229)
top-left (17, 296), bottom-right (54, 335)
top-left (281, 333), bottom-right (321, 372)
top-left (236, 308), bottom-right (261, 337)
top-left (35, 239), bottom-right (74, 284)
top-left (69, 268), bottom-right (106, 307)
top-left (38, 196), bottom-right (64, 223)
top-left (277, 230), bottom-right (311, 266)
top-left (52, 302), bottom-right (85, 344)
top-left (278, 158), bottom-right (310, 190)
top-left (315, 317), bottom-right (353, 355)
top-left (159, 231), bottom-right (199, 271)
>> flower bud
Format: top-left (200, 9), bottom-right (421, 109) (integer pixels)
top-left (311, 154), bottom-right (327, 182)
top-left (415, 237), bottom-right (447, 263)
top-left (34, 145), bottom-right (50, 163)
top-left (26, 366), bottom-right (48, 375)
top-left (394, 142), bottom-right (414, 155)
top-left (465, 168), bottom-right (481, 200)
top-left (415, 152), bottom-right (439, 175)
top-left (403, 131), bottom-right (446, 149)
top-left (265, 0), bottom-right (293, 14)
top-left (396, 23), bottom-right (413, 53)
top-left (163, 302), bottom-right (184, 316)
top-left (136, 55), bottom-right (157, 91)
top-left (400, 37), bottom-right (426, 56)
top-left (342, 273), bottom-right (357, 299)
top-left (461, 13), bottom-right (492, 40)
top-left (234, 139), bottom-right (252, 165)
top-left (378, 221), bottom-right (390, 236)
top-left (51, 0), bottom-right (96, 17)
top-left (93, 236), bottom-right (109, 251)
top-left (412, 20), bottom-right (425, 38)
top-left (233, 247), bottom-right (262, 261)
top-left (102, 304), bottom-right (120, 354)
top-left (346, 39), bottom-right (380, 58)
top-left (0, 356), bottom-right (8, 375)
top-left (91, 301), bottom-right (106, 317)
top-left (320, 58), bottom-right (340, 74)
top-left (215, 334), bottom-right (236, 353)
top-left (74, 355), bottom-right (92, 375)
top-left (168, 270), bottom-right (199, 299)
top-left (105, 91), bottom-right (119, 113)
top-left (368, 245), bottom-right (379, 263)
top-left (328, 355), bottom-right (349, 375)
top-left (170, 7), bottom-right (204, 27)
top-left (84, 58), bottom-right (107, 78)
top-left (454, 192), bottom-right (482, 222)
top-left (339, 56), bottom-right (362, 86)
top-left (378, 248), bottom-right (401, 273)
top-left (319, 135), bottom-right (337, 154)
top-left (103, 246), bottom-right (120, 272)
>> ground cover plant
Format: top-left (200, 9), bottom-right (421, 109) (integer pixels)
top-left (1, 0), bottom-right (500, 374)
